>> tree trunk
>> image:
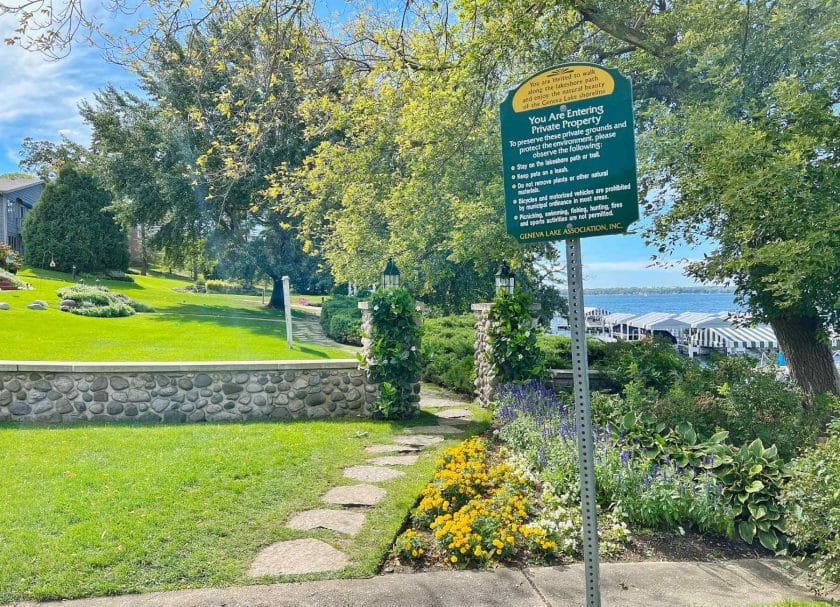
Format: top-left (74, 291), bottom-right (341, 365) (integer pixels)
top-left (268, 277), bottom-right (285, 309)
top-left (770, 314), bottom-right (840, 397)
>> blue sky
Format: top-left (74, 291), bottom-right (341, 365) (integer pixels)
top-left (0, 11), bottom-right (708, 288)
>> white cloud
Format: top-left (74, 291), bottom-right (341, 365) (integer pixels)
top-left (0, 13), bottom-right (138, 171)
top-left (584, 259), bottom-right (699, 272)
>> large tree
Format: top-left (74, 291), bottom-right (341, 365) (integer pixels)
top-left (325, 0), bottom-right (840, 395)
top-left (134, 5), bottom-right (337, 307)
top-left (79, 86), bottom-right (204, 276)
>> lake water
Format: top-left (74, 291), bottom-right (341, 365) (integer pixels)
top-left (581, 292), bottom-right (741, 315)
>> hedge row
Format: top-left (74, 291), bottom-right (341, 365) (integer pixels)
top-left (319, 295), bottom-right (363, 346)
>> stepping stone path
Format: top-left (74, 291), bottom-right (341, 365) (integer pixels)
top-left (323, 484), bottom-right (386, 506)
top-left (286, 509), bottom-right (367, 535)
top-left (404, 425), bottom-right (464, 435)
top-left (344, 465), bottom-right (405, 482)
top-left (367, 454), bottom-right (419, 466)
top-left (364, 443), bottom-right (422, 454)
top-left (248, 538), bottom-right (349, 577)
top-left (434, 408), bottom-right (473, 419)
top-left (247, 384), bottom-right (476, 578)
top-left (393, 434), bottom-right (444, 447)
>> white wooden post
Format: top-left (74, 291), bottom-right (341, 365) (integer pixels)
top-left (282, 276), bottom-right (293, 349)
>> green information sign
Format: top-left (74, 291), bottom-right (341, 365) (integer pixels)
top-left (500, 63), bottom-right (639, 243)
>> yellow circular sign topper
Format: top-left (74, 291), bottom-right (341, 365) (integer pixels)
top-left (512, 65), bottom-right (615, 112)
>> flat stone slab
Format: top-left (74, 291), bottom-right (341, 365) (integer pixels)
top-left (367, 455), bottom-right (419, 466)
top-left (286, 509), bottom-right (366, 536)
top-left (403, 425), bottom-right (464, 435)
top-left (343, 465), bottom-right (405, 483)
top-left (247, 539), bottom-right (349, 577)
top-left (392, 434), bottom-right (444, 446)
top-left (419, 394), bottom-right (469, 409)
top-left (322, 484), bottom-right (386, 506)
top-left (434, 408), bottom-right (473, 419)
top-left (364, 443), bottom-right (422, 454)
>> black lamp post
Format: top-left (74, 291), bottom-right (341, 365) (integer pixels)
top-left (381, 257), bottom-right (400, 290)
top-left (71, 265), bottom-right (77, 281)
top-left (495, 262), bottom-right (515, 295)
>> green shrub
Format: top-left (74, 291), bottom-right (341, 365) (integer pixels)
top-left (602, 338), bottom-right (687, 395)
top-left (204, 279), bottom-right (256, 295)
top-left (537, 334), bottom-right (612, 369)
top-left (364, 287), bottom-right (422, 419)
top-left (0, 244), bottom-right (21, 273)
top-left (329, 314), bottom-right (362, 345)
top-left (612, 461), bottom-right (735, 537)
top-left (488, 289), bottom-right (544, 383)
top-left (781, 415), bottom-right (840, 584)
top-left (320, 295), bottom-right (362, 346)
top-left (56, 285), bottom-right (154, 317)
top-left (421, 314), bottom-right (476, 395)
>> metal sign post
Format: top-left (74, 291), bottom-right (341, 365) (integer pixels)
top-left (282, 276), bottom-right (293, 349)
top-left (566, 237), bottom-right (601, 606)
top-left (499, 63), bottom-right (641, 607)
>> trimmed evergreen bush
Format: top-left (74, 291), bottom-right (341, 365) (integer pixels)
top-left (421, 315), bottom-right (476, 395)
top-left (320, 295), bottom-right (362, 346)
top-left (22, 167), bottom-right (129, 273)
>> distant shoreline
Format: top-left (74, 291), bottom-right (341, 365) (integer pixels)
top-left (584, 287), bottom-right (735, 296)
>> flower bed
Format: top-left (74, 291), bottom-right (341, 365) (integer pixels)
top-left (395, 437), bottom-right (628, 568)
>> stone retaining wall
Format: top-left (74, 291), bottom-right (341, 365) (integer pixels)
top-left (0, 360), bottom-right (376, 424)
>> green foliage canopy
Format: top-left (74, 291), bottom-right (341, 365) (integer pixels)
top-left (22, 167), bottom-right (129, 273)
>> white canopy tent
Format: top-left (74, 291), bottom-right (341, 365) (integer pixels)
top-left (697, 324), bottom-right (778, 353)
top-left (603, 312), bottom-right (640, 339)
top-left (625, 312), bottom-right (691, 343)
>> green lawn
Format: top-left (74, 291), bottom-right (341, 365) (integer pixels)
top-left (0, 408), bottom-right (490, 602)
top-left (0, 269), bottom-right (347, 361)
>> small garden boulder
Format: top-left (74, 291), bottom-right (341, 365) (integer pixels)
top-left (28, 300), bottom-right (48, 310)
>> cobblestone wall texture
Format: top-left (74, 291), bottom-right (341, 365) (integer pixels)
top-left (0, 361), bottom-right (374, 424)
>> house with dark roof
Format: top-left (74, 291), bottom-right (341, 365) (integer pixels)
top-left (0, 178), bottom-right (45, 254)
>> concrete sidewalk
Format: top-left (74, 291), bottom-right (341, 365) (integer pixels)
top-left (9, 559), bottom-right (833, 607)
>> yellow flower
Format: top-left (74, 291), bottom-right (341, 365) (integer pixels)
top-left (450, 556), bottom-right (458, 563)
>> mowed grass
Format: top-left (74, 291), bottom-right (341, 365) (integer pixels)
top-left (0, 269), bottom-right (346, 361)
top-left (0, 408), bottom-right (491, 602)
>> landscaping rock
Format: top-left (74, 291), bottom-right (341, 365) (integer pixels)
top-left (286, 509), bottom-right (366, 536)
top-left (367, 455), bottom-right (420, 466)
top-left (247, 539), bottom-right (349, 577)
top-left (27, 300), bottom-right (48, 310)
top-left (109, 376), bottom-right (130, 390)
top-left (0, 302), bottom-right (9, 310)
top-left (343, 465), bottom-right (405, 483)
top-left (404, 425), bottom-right (464, 435)
top-left (434, 408), bottom-right (473, 419)
top-left (392, 434), bottom-right (444, 446)
top-left (322, 484), bottom-right (386, 506)
top-left (364, 443), bottom-right (422, 454)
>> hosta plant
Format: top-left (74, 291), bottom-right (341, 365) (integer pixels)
top-left (711, 438), bottom-right (789, 552)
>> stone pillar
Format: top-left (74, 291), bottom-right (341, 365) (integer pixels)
top-left (358, 302), bottom-right (421, 411)
top-left (471, 303), bottom-right (495, 408)
top-left (471, 302), bottom-right (542, 408)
